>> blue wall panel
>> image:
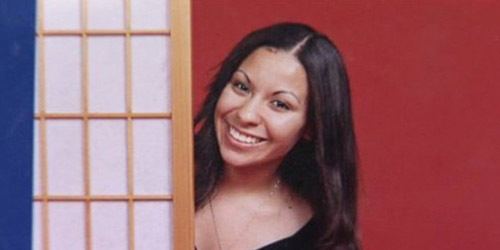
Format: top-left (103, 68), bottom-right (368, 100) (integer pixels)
top-left (0, 0), bottom-right (36, 249)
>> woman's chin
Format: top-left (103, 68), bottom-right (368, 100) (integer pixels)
top-left (221, 157), bottom-right (256, 169)
top-left (221, 154), bottom-right (282, 173)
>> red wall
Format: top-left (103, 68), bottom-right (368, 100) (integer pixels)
top-left (192, 1), bottom-right (500, 249)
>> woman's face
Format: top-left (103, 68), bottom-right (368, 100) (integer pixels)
top-left (214, 47), bottom-right (309, 171)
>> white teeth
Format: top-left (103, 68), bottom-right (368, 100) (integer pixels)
top-left (229, 126), bottom-right (262, 144)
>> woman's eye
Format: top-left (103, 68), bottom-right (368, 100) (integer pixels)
top-left (271, 100), bottom-right (290, 111)
top-left (231, 81), bottom-right (250, 93)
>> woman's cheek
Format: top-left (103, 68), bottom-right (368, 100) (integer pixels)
top-left (269, 116), bottom-right (306, 140)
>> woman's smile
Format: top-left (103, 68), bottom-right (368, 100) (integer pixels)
top-left (228, 125), bottom-right (265, 145)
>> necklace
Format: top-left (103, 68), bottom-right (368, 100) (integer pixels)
top-left (209, 179), bottom-right (285, 250)
top-left (209, 198), bottom-right (223, 250)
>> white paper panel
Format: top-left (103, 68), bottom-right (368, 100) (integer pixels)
top-left (88, 0), bottom-right (124, 29)
top-left (33, 120), bottom-right (41, 196)
top-left (131, 36), bottom-right (170, 113)
top-left (35, 1), bottom-right (175, 248)
top-left (47, 120), bottom-right (83, 195)
top-left (135, 202), bottom-right (172, 250)
top-left (133, 120), bottom-right (171, 195)
top-left (92, 202), bottom-right (128, 250)
top-left (88, 37), bottom-right (126, 113)
top-left (49, 203), bottom-right (85, 250)
top-left (32, 203), bottom-right (42, 250)
top-left (44, 0), bottom-right (81, 30)
top-left (45, 37), bottom-right (82, 113)
top-left (90, 120), bottom-right (127, 195)
top-left (131, 0), bottom-right (170, 29)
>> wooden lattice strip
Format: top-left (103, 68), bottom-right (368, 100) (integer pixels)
top-left (34, 195), bottom-right (173, 202)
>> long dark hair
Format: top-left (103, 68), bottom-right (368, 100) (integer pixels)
top-left (194, 23), bottom-right (359, 250)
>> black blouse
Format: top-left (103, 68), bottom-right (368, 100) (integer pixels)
top-left (257, 218), bottom-right (316, 250)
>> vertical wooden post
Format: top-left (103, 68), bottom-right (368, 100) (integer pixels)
top-left (171, 0), bottom-right (194, 249)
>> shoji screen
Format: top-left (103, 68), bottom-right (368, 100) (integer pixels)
top-left (32, 0), bottom-right (193, 249)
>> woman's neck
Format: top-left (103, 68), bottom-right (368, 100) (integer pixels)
top-left (219, 164), bottom-right (280, 195)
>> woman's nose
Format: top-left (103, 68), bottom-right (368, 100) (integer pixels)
top-left (236, 98), bottom-right (262, 126)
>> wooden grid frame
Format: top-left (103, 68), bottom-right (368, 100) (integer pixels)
top-left (34, 0), bottom-right (193, 249)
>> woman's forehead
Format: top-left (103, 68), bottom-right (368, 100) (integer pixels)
top-left (238, 48), bottom-right (306, 83)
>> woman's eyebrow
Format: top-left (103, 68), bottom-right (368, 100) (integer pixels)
top-left (236, 69), bottom-right (252, 84)
top-left (274, 91), bottom-right (301, 104)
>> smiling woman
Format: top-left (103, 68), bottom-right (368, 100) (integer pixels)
top-left (194, 23), bottom-right (359, 250)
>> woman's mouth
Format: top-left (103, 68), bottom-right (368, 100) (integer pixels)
top-left (229, 126), bottom-right (265, 145)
